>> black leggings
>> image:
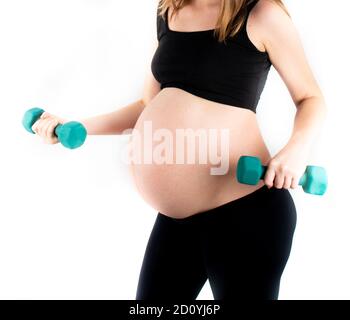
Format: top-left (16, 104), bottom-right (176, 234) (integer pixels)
top-left (136, 185), bottom-right (297, 301)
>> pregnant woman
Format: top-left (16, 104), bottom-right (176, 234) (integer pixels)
top-left (33, 0), bottom-right (327, 300)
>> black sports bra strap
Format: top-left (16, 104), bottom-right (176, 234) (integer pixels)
top-left (241, 0), bottom-right (259, 31)
top-left (156, 7), bottom-right (167, 41)
top-left (248, 0), bottom-right (259, 10)
top-left (246, 0), bottom-right (259, 17)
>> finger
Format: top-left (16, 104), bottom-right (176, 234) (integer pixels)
top-left (49, 136), bottom-right (59, 144)
top-left (43, 124), bottom-right (59, 144)
top-left (40, 112), bottom-right (51, 119)
top-left (264, 165), bottom-right (276, 189)
top-left (274, 172), bottom-right (285, 189)
top-left (37, 119), bottom-right (46, 136)
top-left (283, 175), bottom-right (292, 189)
top-left (291, 176), bottom-right (299, 189)
top-left (41, 119), bottom-right (52, 139)
top-left (50, 119), bottom-right (59, 135)
top-left (44, 136), bottom-right (59, 144)
top-left (43, 119), bottom-right (57, 139)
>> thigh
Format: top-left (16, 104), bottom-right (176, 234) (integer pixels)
top-left (201, 186), bottom-right (297, 300)
top-left (136, 213), bottom-right (208, 300)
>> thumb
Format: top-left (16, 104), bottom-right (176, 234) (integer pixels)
top-left (264, 161), bottom-right (276, 189)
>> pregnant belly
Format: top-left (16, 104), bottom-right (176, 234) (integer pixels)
top-left (128, 87), bottom-right (271, 218)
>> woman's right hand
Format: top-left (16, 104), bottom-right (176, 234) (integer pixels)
top-left (31, 112), bottom-right (68, 145)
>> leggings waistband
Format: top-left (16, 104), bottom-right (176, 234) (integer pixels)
top-left (160, 184), bottom-right (277, 225)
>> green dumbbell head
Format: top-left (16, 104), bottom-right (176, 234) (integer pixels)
top-left (22, 107), bottom-right (45, 134)
top-left (236, 156), bottom-right (264, 185)
top-left (237, 155), bottom-right (327, 196)
top-left (299, 165), bottom-right (328, 196)
top-left (22, 107), bottom-right (87, 149)
top-left (54, 121), bottom-right (87, 149)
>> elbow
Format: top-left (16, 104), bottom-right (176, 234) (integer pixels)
top-left (296, 93), bottom-right (328, 114)
top-left (138, 97), bottom-right (147, 107)
top-left (141, 96), bottom-right (155, 107)
top-left (315, 94), bottom-right (328, 120)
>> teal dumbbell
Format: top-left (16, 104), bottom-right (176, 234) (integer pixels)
top-left (22, 107), bottom-right (87, 149)
top-left (236, 155), bottom-right (328, 195)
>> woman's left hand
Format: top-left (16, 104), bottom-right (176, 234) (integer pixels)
top-left (264, 141), bottom-right (310, 190)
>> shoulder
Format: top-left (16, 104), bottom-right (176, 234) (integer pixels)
top-left (251, 0), bottom-right (296, 48)
top-left (251, 0), bottom-right (290, 22)
top-left (251, 0), bottom-right (293, 30)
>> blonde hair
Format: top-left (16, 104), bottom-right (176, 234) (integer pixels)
top-left (157, 0), bottom-right (289, 43)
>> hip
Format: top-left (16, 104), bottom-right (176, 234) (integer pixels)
top-left (158, 185), bottom-right (297, 238)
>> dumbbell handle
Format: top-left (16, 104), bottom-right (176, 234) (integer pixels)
top-left (54, 124), bottom-right (65, 139)
top-left (259, 165), bottom-right (308, 186)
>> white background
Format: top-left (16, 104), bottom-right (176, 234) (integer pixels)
top-left (0, 0), bottom-right (349, 299)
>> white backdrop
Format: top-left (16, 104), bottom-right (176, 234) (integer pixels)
top-left (0, 0), bottom-right (349, 299)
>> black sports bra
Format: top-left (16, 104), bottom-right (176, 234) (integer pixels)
top-left (151, 0), bottom-right (272, 113)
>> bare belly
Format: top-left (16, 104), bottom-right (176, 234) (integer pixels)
top-left (128, 87), bottom-right (271, 218)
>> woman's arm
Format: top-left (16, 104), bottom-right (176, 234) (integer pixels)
top-left (80, 99), bottom-right (146, 135)
top-left (252, 0), bottom-right (328, 189)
